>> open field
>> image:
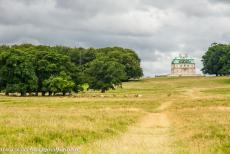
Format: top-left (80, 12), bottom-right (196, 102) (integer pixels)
top-left (1, 77), bottom-right (230, 153)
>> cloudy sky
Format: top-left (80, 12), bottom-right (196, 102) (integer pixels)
top-left (0, 0), bottom-right (230, 76)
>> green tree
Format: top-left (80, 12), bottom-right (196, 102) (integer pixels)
top-left (96, 47), bottom-right (143, 80)
top-left (43, 71), bottom-right (75, 96)
top-left (85, 58), bottom-right (126, 93)
top-left (0, 49), bottom-right (37, 96)
top-left (0, 44), bottom-right (143, 96)
top-left (33, 50), bottom-right (76, 95)
top-left (202, 43), bottom-right (230, 76)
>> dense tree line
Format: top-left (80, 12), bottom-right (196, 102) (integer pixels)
top-left (0, 44), bottom-right (143, 96)
top-left (202, 43), bottom-right (230, 76)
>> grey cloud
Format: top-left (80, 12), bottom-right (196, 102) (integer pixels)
top-left (209, 0), bottom-right (230, 4)
top-left (143, 0), bottom-right (230, 17)
top-left (0, 0), bottom-right (230, 76)
top-left (55, 0), bottom-right (139, 18)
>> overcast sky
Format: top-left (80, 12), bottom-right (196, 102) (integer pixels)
top-left (0, 0), bottom-right (230, 76)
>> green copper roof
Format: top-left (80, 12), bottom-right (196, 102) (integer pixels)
top-left (172, 55), bottom-right (195, 64)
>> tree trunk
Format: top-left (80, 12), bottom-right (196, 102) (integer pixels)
top-left (63, 92), bottom-right (66, 96)
top-left (35, 92), bottom-right (38, 96)
top-left (5, 92), bottom-right (9, 96)
top-left (42, 92), bottom-right (46, 96)
top-left (101, 89), bottom-right (106, 93)
top-left (49, 91), bottom-right (52, 96)
top-left (21, 92), bottom-right (26, 97)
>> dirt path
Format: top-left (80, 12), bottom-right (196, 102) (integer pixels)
top-left (82, 102), bottom-right (174, 154)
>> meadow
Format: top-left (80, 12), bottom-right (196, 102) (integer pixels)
top-left (1, 77), bottom-right (230, 153)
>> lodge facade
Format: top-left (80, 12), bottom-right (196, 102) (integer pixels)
top-left (171, 54), bottom-right (196, 76)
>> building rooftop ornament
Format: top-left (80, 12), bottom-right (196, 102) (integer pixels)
top-left (171, 55), bottom-right (195, 65)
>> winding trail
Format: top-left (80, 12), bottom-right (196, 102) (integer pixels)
top-left (82, 101), bottom-right (174, 154)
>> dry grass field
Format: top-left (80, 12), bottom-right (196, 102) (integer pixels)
top-left (1, 77), bottom-right (230, 153)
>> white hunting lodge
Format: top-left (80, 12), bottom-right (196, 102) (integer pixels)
top-left (171, 54), bottom-right (196, 76)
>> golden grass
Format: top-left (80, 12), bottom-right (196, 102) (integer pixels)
top-left (1, 77), bottom-right (230, 153)
top-left (167, 77), bottom-right (230, 154)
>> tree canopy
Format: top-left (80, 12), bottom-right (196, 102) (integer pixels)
top-left (202, 43), bottom-right (230, 76)
top-left (0, 44), bottom-right (143, 96)
top-left (85, 57), bottom-right (126, 93)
